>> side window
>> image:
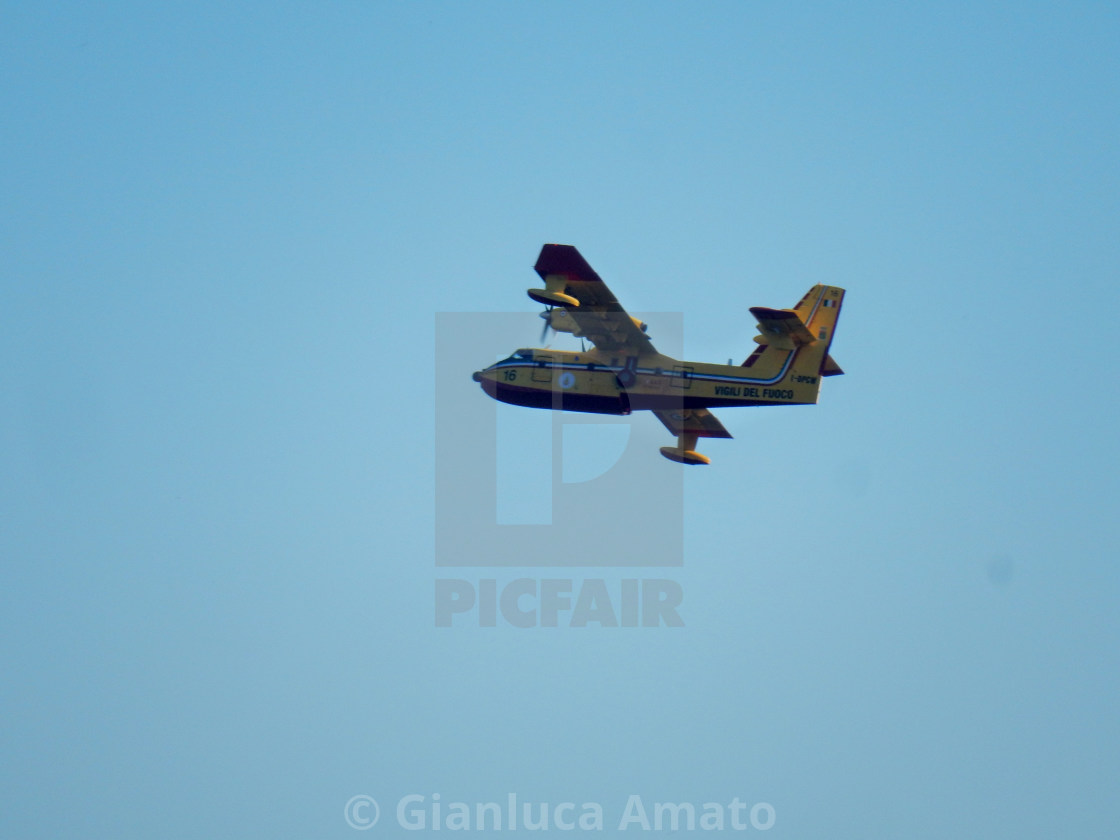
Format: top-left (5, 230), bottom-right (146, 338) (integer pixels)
top-left (531, 354), bottom-right (554, 382)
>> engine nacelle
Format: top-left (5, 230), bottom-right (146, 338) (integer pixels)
top-left (541, 308), bottom-right (581, 335)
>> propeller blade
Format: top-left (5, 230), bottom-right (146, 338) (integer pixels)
top-left (539, 308), bottom-right (553, 343)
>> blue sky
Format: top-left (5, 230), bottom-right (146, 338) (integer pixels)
top-left (3, 2), bottom-right (1118, 837)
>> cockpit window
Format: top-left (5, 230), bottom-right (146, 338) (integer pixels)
top-left (496, 349), bottom-right (535, 366)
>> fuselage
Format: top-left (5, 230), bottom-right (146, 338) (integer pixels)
top-left (472, 346), bottom-right (821, 415)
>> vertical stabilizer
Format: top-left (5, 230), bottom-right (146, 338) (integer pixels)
top-left (788, 284), bottom-right (845, 382)
top-left (743, 285), bottom-right (845, 397)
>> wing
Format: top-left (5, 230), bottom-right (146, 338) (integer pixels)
top-left (654, 407), bottom-right (731, 465)
top-left (529, 244), bottom-right (657, 356)
top-left (653, 407), bottom-right (733, 440)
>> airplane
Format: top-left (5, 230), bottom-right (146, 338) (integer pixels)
top-left (472, 244), bottom-right (845, 464)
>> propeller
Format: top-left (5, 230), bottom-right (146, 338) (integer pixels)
top-left (539, 307), bottom-right (554, 344)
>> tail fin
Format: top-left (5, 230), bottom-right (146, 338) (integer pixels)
top-left (741, 284), bottom-right (845, 389)
top-left (790, 284), bottom-right (844, 378)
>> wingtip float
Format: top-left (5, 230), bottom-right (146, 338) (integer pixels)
top-left (473, 244), bottom-right (846, 465)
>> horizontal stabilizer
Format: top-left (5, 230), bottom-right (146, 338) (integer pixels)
top-left (749, 307), bottom-right (816, 350)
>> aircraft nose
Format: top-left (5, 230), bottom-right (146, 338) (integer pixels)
top-left (471, 370), bottom-right (483, 383)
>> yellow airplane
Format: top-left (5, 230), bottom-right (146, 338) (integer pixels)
top-left (472, 244), bottom-right (845, 465)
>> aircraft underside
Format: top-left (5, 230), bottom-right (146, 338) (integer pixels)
top-left (479, 377), bottom-right (795, 414)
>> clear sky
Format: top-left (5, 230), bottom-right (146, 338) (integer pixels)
top-left (2, 2), bottom-right (1118, 837)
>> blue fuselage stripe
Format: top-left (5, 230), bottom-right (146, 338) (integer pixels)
top-left (491, 350), bottom-right (800, 387)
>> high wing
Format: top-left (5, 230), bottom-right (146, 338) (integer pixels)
top-left (529, 244), bottom-right (657, 356)
top-left (653, 407), bottom-right (731, 466)
top-left (653, 408), bottom-right (733, 440)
